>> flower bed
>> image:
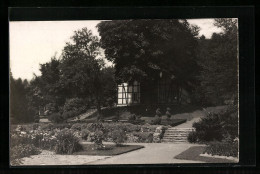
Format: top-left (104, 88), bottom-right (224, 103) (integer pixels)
top-left (10, 121), bottom-right (167, 164)
top-left (73, 144), bottom-right (144, 156)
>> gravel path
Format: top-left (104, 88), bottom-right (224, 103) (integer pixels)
top-left (18, 150), bottom-right (110, 166)
top-left (88, 143), bottom-right (205, 164)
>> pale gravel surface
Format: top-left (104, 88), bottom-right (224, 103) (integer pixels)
top-left (18, 150), bottom-right (110, 166)
top-left (17, 143), bottom-right (203, 166)
top-left (200, 153), bottom-right (239, 162)
top-left (88, 143), bottom-right (205, 164)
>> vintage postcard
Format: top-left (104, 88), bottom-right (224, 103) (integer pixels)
top-left (9, 17), bottom-right (239, 166)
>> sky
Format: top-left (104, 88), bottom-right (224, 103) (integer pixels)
top-left (9, 19), bottom-right (223, 81)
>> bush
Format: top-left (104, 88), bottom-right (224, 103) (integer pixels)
top-left (54, 129), bottom-right (82, 154)
top-left (53, 123), bottom-right (72, 130)
top-left (128, 114), bottom-right (145, 125)
top-left (110, 129), bottom-right (127, 146)
top-left (128, 114), bottom-right (136, 121)
top-left (133, 132), bottom-right (154, 143)
top-left (62, 98), bottom-right (88, 118)
top-left (45, 103), bottom-right (58, 115)
top-left (10, 134), bottom-right (32, 148)
top-left (49, 112), bottom-right (64, 123)
top-left (89, 122), bottom-right (107, 149)
top-left (81, 128), bottom-right (90, 140)
top-left (187, 131), bottom-right (198, 143)
top-left (204, 140), bottom-right (238, 157)
top-left (71, 123), bottom-right (83, 131)
top-left (192, 105), bottom-right (238, 142)
top-left (151, 117), bottom-right (161, 125)
top-left (41, 123), bottom-right (54, 131)
top-left (62, 111), bottom-right (78, 120)
top-left (90, 131), bottom-right (105, 149)
top-left (10, 144), bottom-right (40, 165)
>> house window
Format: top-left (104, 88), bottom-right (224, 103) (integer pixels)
top-left (117, 81), bottom-right (140, 105)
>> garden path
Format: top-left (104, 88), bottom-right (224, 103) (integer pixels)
top-left (87, 143), bottom-right (205, 164)
top-left (18, 150), bottom-right (110, 166)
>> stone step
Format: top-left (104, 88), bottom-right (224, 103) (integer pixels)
top-left (163, 134), bottom-right (189, 137)
top-left (163, 135), bottom-right (188, 138)
top-left (164, 135), bottom-right (188, 137)
top-left (166, 128), bottom-right (194, 131)
top-left (162, 139), bottom-right (188, 142)
top-left (164, 133), bottom-right (190, 135)
top-left (164, 132), bottom-right (191, 134)
top-left (161, 127), bottom-right (193, 143)
top-left (167, 127), bottom-right (194, 129)
top-left (162, 139), bottom-right (187, 141)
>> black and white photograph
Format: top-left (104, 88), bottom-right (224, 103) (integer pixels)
top-left (9, 18), bottom-right (239, 166)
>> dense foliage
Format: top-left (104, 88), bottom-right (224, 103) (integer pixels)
top-left (195, 19), bottom-right (238, 105)
top-left (54, 129), bottom-right (83, 154)
top-left (191, 105), bottom-right (238, 142)
top-left (204, 139), bottom-right (238, 157)
top-left (13, 28), bottom-right (117, 123)
top-left (110, 128), bottom-right (127, 146)
top-left (10, 73), bottom-right (35, 123)
top-left (97, 19), bottom-right (200, 92)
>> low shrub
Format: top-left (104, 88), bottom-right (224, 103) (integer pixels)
top-left (204, 140), bottom-right (238, 157)
top-left (110, 129), bottom-right (127, 146)
top-left (53, 123), bottom-right (72, 130)
top-left (151, 117), bottom-right (161, 125)
top-left (187, 131), bottom-right (198, 143)
top-left (41, 123), bottom-right (54, 131)
top-left (133, 132), bottom-right (154, 143)
top-left (32, 123), bottom-right (39, 130)
top-left (128, 114), bottom-right (136, 121)
top-left (10, 134), bottom-right (32, 148)
top-left (89, 122), bottom-right (107, 149)
top-left (62, 111), bottom-right (78, 120)
top-left (49, 112), bottom-right (64, 123)
top-left (140, 124), bottom-right (157, 132)
top-left (54, 129), bottom-right (83, 154)
top-left (10, 144), bottom-right (40, 165)
top-left (71, 123), bottom-right (83, 131)
top-left (62, 98), bottom-right (88, 119)
top-left (90, 130), bottom-right (105, 149)
top-left (81, 128), bottom-right (90, 140)
top-left (192, 105), bottom-right (238, 142)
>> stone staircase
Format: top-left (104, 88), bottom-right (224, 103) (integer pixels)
top-left (161, 128), bottom-right (195, 143)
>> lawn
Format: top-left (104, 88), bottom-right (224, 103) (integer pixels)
top-left (73, 144), bottom-right (144, 156)
top-left (174, 146), bottom-right (237, 163)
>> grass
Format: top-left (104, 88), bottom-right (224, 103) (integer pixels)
top-left (174, 146), bottom-right (237, 163)
top-left (73, 144), bottom-right (144, 156)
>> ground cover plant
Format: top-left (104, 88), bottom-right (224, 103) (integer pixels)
top-left (174, 146), bottom-right (237, 163)
top-left (73, 144), bottom-right (144, 156)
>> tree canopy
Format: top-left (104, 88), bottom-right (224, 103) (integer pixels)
top-left (10, 72), bottom-right (35, 123)
top-left (26, 27), bottom-right (117, 120)
top-left (195, 18), bottom-right (238, 105)
top-left (97, 19), bottom-right (200, 88)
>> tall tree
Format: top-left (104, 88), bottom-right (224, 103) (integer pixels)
top-left (10, 72), bottom-right (34, 123)
top-left (59, 27), bottom-right (112, 117)
top-left (195, 18), bottom-right (238, 105)
top-left (97, 19), bottom-right (200, 89)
